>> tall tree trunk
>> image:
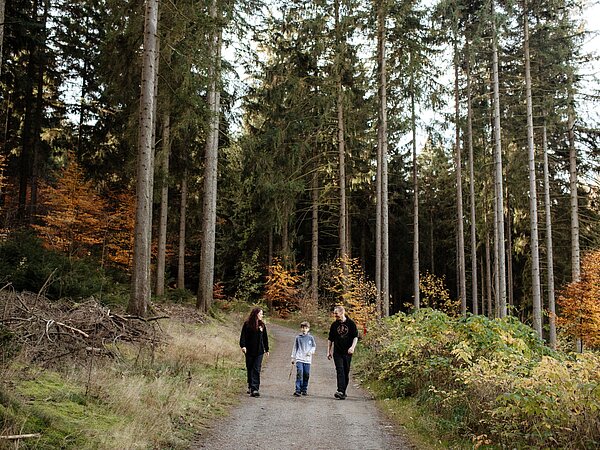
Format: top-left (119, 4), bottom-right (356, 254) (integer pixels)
top-left (430, 211), bottom-right (435, 273)
top-left (567, 74), bottom-right (581, 351)
top-left (542, 120), bottom-right (556, 348)
top-left (411, 73), bottom-right (419, 311)
top-left (19, 0), bottom-right (39, 218)
top-left (493, 185), bottom-right (500, 317)
top-left (129, 0), bottom-right (159, 316)
top-left (268, 228), bottom-right (273, 267)
top-left (506, 196), bottom-right (514, 309)
top-left (454, 37), bottom-right (466, 316)
top-left (177, 168), bottom-right (188, 290)
top-left (523, 3), bottom-right (542, 335)
top-left (155, 107), bottom-right (171, 296)
top-left (197, 0), bottom-right (222, 312)
top-left (0, 0), bottom-right (5, 76)
top-left (311, 160), bottom-right (319, 307)
top-left (466, 42), bottom-right (478, 314)
top-left (31, 0), bottom-right (48, 214)
top-left (334, 0), bottom-right (348, 277)
top-left (568, 88), bottom-right (580, 282)
top-left (486, 231), bottom-right (493, 318)
top-left (378, 0), bottom-right (390, 316)
top-left (491, 0), bottom-right (507, 317)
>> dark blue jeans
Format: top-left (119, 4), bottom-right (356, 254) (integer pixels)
top-left (245, 353), bottom-right (264, 392)
top-left (333, 353), bottom-right (352, 395)
top-left (295, 362), bottom-right (311, 393)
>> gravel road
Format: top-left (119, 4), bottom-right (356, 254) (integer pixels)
top-left (193, 323), bottom-right (412, 450)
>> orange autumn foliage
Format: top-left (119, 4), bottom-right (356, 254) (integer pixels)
top-left (557, 249), bottom-right (600, 348)
top-left (34, 156), bottom-right (108, 257)
top-left (263, 258), bottom-right (302, 315)
top-left (104, 191), bottom-right (136, 271)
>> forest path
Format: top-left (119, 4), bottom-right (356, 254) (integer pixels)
top-left (193, 322), bottom-right (412, 450)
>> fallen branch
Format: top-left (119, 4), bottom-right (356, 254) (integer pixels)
top-left (0, 433), bottom-right (42, 440)
top-left (54, 321), bottom-right (90, 338)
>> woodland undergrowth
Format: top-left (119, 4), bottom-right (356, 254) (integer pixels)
top-left (0, 293), bottom-right (246, 450)
top-left (355, 308), bottom-right (600, 449)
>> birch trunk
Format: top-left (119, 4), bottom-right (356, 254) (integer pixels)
top-left (197, 0), bottom-right (222, 311)
top-left (524, 3), bottom-right (542, 335)
top-left (129, 0), bottom-right (159, 316)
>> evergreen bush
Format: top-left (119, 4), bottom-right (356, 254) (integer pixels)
top-left (0, 230), bottom-right (109, 300)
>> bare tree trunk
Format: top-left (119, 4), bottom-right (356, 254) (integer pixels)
top-left (506, 197), bottom-right (514, 309)
top-left (430, 211), bottom-right (435, 273)
top-left (177, 168), bottom-right (188, 290)
top-left (311, 162), bottom-right (319, 307)
top-left (334, 0), bottom-right (348, 279)
top-left (378, 0), bottom-right (390, 317)
top-left (568, 91), bottom-right (580, 282)
top-left (155, 108), bottom-right (171, 296)
top-left (268, 228), bottom-right (273, 267)
top-left (486, 231), bottom-right (493, 318)
top-left (0, 0), bottom-right (5, 76)
top-left (454, 38), bottom-right (466, 316)
top-left (197, 0), bottom-right (222, 312)
top-left (466, 43), bottom-right (478, 315)
top-left (491, 1), bottom-right (507, 317)
top-left (493, 187), bottom-right (500, 318)
top-left (411, 75), bottom-right (419, 311)
top-left (129, 0), bottom-right (159, 316)
top-left (567, 75), bottom-right (581, 351)
top-left (542, 120), bottom-right (556, 348)
top-left (523, 3), bottom-right (542, 335)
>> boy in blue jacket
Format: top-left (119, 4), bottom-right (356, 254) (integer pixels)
top-left (291, 321), bottom-right (316, 396)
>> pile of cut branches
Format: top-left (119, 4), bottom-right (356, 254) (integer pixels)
top-left (0, 289), bottom-right (168, 366)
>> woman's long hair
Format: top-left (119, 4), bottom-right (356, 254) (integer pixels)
top-left (245, 307), bottom-right (264, 331)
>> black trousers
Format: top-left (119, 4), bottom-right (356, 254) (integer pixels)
top-left (245, 353), bottom-right (264, 392)
top-left (333, 352), bottom-right (352, 395)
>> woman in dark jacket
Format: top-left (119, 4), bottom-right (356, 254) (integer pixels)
top-left (239, 308), bottom-right (269, 397)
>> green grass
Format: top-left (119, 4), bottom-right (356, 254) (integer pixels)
top-left (0, 313), bottom-right (247, 450)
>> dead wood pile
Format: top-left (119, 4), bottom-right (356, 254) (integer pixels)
top-left (0, 290), bottom-right (168, 365)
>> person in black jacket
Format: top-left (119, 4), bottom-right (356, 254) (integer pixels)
top-left (327, 305), bottom-right (358, 400)
top-left (239, 308), bottom-right (269, 397)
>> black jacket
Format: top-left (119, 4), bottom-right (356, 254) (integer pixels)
top-left (239, 322), bottom-right (269, 356)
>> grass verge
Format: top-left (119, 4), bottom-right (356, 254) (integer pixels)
top-left (0, 307), bottom-right (246, 449)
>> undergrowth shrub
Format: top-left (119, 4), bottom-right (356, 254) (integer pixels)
top-left (0, 230), bottom-right (109, 300)
top-left (358, 309), bottom-right (600, 448)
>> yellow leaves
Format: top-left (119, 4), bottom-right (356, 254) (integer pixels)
top-left (263, 258), bottom-right (303, 314)
top-left (419, 272), bottom-right (461, 317)
top-left (451, 341), bottom-right (473, 365)
top-left (328, 257), bottom-right (377, 334)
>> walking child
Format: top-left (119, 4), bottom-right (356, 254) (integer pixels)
top-left (291, 321), bottom-right (316, 396)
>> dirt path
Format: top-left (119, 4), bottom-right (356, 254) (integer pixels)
top-left (193, 323), bottom-right (412, 449)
